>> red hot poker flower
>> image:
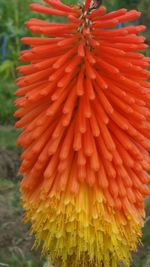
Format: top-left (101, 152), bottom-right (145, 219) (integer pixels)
top-left (15, 0), bottom-right (150, 266)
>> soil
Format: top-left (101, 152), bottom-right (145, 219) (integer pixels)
top-left (0, 142), bottom-right (44, 266)
top-left (0, 177), bottom-right (44, 267)
top-left (0, 149), bottom-right (20, 180)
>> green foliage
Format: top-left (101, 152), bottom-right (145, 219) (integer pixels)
top-left (0, 126), bottom-right (20, 149)
top-left (0, 60), bottom-right (16, 80)
top-left (132, 215), bottom-right (150, 267)
top-left (6, 256), bottom-right (36, 267)
top-left (0, 0), bottom-right (48, 78)
top-left (0, 80), bottom-right (17, 124)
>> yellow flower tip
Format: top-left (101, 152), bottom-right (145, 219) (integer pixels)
top-left (22, 184), bottom-right (143, 267)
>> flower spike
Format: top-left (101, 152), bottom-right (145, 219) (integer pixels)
top-left (16, 0), bottom-right (150, 267)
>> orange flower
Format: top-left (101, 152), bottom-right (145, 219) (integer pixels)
top-left (15, 0), bottom-right (150, 266)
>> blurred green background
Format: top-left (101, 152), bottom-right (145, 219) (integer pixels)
top-left (0, 0), bottom-right (150, 266)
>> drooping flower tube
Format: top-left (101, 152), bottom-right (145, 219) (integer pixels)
top-left (15, 0), bottom-right (150, 266)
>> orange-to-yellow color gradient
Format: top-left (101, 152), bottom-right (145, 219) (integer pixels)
top-left (15, 0), bottom-right (150, 266)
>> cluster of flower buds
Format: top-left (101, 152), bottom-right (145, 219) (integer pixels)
top-left (16, 1), bottom-right (150, 267)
